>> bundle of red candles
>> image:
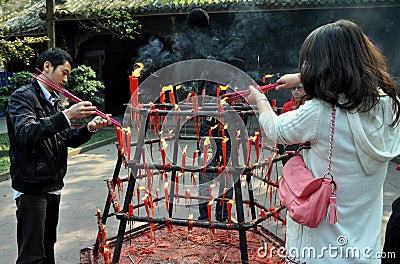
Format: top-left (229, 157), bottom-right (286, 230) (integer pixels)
top-left (33, 68), bottom-right (122, 127)
top-left (222, 83), bottom-right (279, 103)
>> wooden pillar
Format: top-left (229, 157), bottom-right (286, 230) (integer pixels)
top-left (46, 0), bottom-right (55, 48)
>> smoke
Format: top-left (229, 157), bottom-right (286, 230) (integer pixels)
top-left (135, 37), bottom-right (181, 77)
top-left (133, 10), bottom-right (301, 105)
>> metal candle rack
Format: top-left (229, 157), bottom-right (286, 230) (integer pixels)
top-left (95, 99), bottom-right (287, 264)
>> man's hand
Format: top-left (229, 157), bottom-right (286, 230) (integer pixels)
top-left (63, 101), bottom-right (97, 121)
top-left (87, 115), bottom-right (112, 132)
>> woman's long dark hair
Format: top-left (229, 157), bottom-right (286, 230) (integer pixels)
top-left (299, 19), bottom-right (400, 126)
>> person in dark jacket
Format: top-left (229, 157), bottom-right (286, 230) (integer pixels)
top-left (6, 47), bottom-right (111, 264)
top-left (197, 82), bottom-right (234, 222)
top-left (382, 196), bottom-right (400, 263)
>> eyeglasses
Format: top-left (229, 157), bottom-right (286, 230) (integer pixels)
top-left (291, 85), bottom-right (303, 91)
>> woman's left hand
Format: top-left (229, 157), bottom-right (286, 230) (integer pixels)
top-left (248, 84), bottom-right (266, 104)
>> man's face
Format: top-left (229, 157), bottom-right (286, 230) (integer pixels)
top-left (43, 60), bottom-right (71, 90)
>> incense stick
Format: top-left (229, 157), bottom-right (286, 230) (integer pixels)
top-left (222, 83), bottom-right (279, 103)
top-left (33, 69), bottom-right (122, 127)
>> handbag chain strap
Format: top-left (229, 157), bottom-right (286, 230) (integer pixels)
top-left (325, 104), bottom-right (337, 177)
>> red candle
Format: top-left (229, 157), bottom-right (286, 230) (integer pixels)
top-left (192, 150), bottom-right (198, 166)
top-left (255, 132), bottom-right (261, 161)
top-left (216, 86), bottom-right (221, 99)
top-left (114, 125), bottom-right (123, 152)
top-left (203, 145), bottom-right (208, 169)
top-left (185, 189), bottom-right (191, 206)
top-left (104, 245), bottom-right (111, 263)
top-left (129, 203), bottom-right (134, 217)
top-left (220, 187), bottom-right (227, 206)
top-left (221, 124), bottom-right (228, 138)
top-left (222, 137), bottom-right (229, 167)
top-left (141, 146), bottom-right (145, 163)
top-left (143, 194), bottom-right (150, 219)
top-left (126, 127), bottom-right (131, 161)
top-left (129, 76), bottom-right (139, 106)
top-left (191, 172), bottom-right (197, 186)
top-left (175, 172), bottom-right (180, 197)
top-left (161, 148), bottom-right (166, 166)
top-left (164, 182), bottom-right (169, 213)
top-left (209, 184), bottom-right (214, 199)
top-left (207, 200), bottom-right (213, 222)
top-left (181, 145), bottom-right (187, 173)
top-left (209, 124), bottom-right (218, 138)
top-left (120, 128), bottom-right (126, 158)
top-left (203, 137), bottom-right (210, 169)
top-left (192, 94), bottom-right (198, 112)
top-left (160, 92), bottom-right (166, 104)
top-left (188, 214), bottom-right (194, 232)
top-left (227, 200), bottom-right (235, 224)
top-left (246, 137), bottom-right (253, 166)
top-left (148, 193), bottom-right (154, 217)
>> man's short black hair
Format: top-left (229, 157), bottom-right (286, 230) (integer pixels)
top-left (36, 47), bottom-right (73, 71)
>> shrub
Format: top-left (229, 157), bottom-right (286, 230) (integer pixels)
top-left (64, 65), bottom-right (105, 105)
top-left (0, 71), bottom-right (32, 110)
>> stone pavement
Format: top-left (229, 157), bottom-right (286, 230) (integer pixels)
top-left (0, 140), bottom-right (399, 263)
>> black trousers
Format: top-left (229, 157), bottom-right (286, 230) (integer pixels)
top-left (198, 172), bottom-right (234, 221)
top-left (16, 193), bottom-right (60, 264)
top-left (382, 196), bottom-right (400, 263)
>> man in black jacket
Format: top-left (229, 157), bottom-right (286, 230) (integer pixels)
top-left (6, 47), bottom-right (111, 264)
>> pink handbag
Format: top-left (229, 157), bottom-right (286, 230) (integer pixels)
top-left (278, 105), bottom-right (339, 228)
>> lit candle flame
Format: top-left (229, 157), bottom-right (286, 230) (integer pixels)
top-left (264, 74), bottom-right (274, 79)
top-left (210, 124), bottom-right (218, 131)
top-left (204, 137), bottom-right (210, 146)
top-left (249, 135), bottom-right (257, 142)
top-left (162, 85), bottom-right (173, 92)
top-left (219, 85), bottom-right (228, 91)
top-left (132, 62), bottom-right (144, 78)
top-left (183, 145), bottom-right (188, 154)
top-left (160, 138), bottom-right (168, 150)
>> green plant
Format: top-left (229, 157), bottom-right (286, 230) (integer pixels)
top-left (0, 71), bottom-right (32, 110)
top-left (78, 8), bottom-right (141, 40)
top-left (0, 132), bottom-right (10, 172)
top-left (64, 65), bottom-right (105, 104)
top-left (0, 30), bottom-right (48, 65)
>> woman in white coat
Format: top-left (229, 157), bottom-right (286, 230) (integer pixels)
top-left (248, 19), bottom-right (400, 263)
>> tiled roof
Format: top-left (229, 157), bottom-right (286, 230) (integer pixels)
top-left (1, 0), bottom-right (399, 36)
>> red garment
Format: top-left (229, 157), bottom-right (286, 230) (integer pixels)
top-left (281, 96), bottom-right (304, 114)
